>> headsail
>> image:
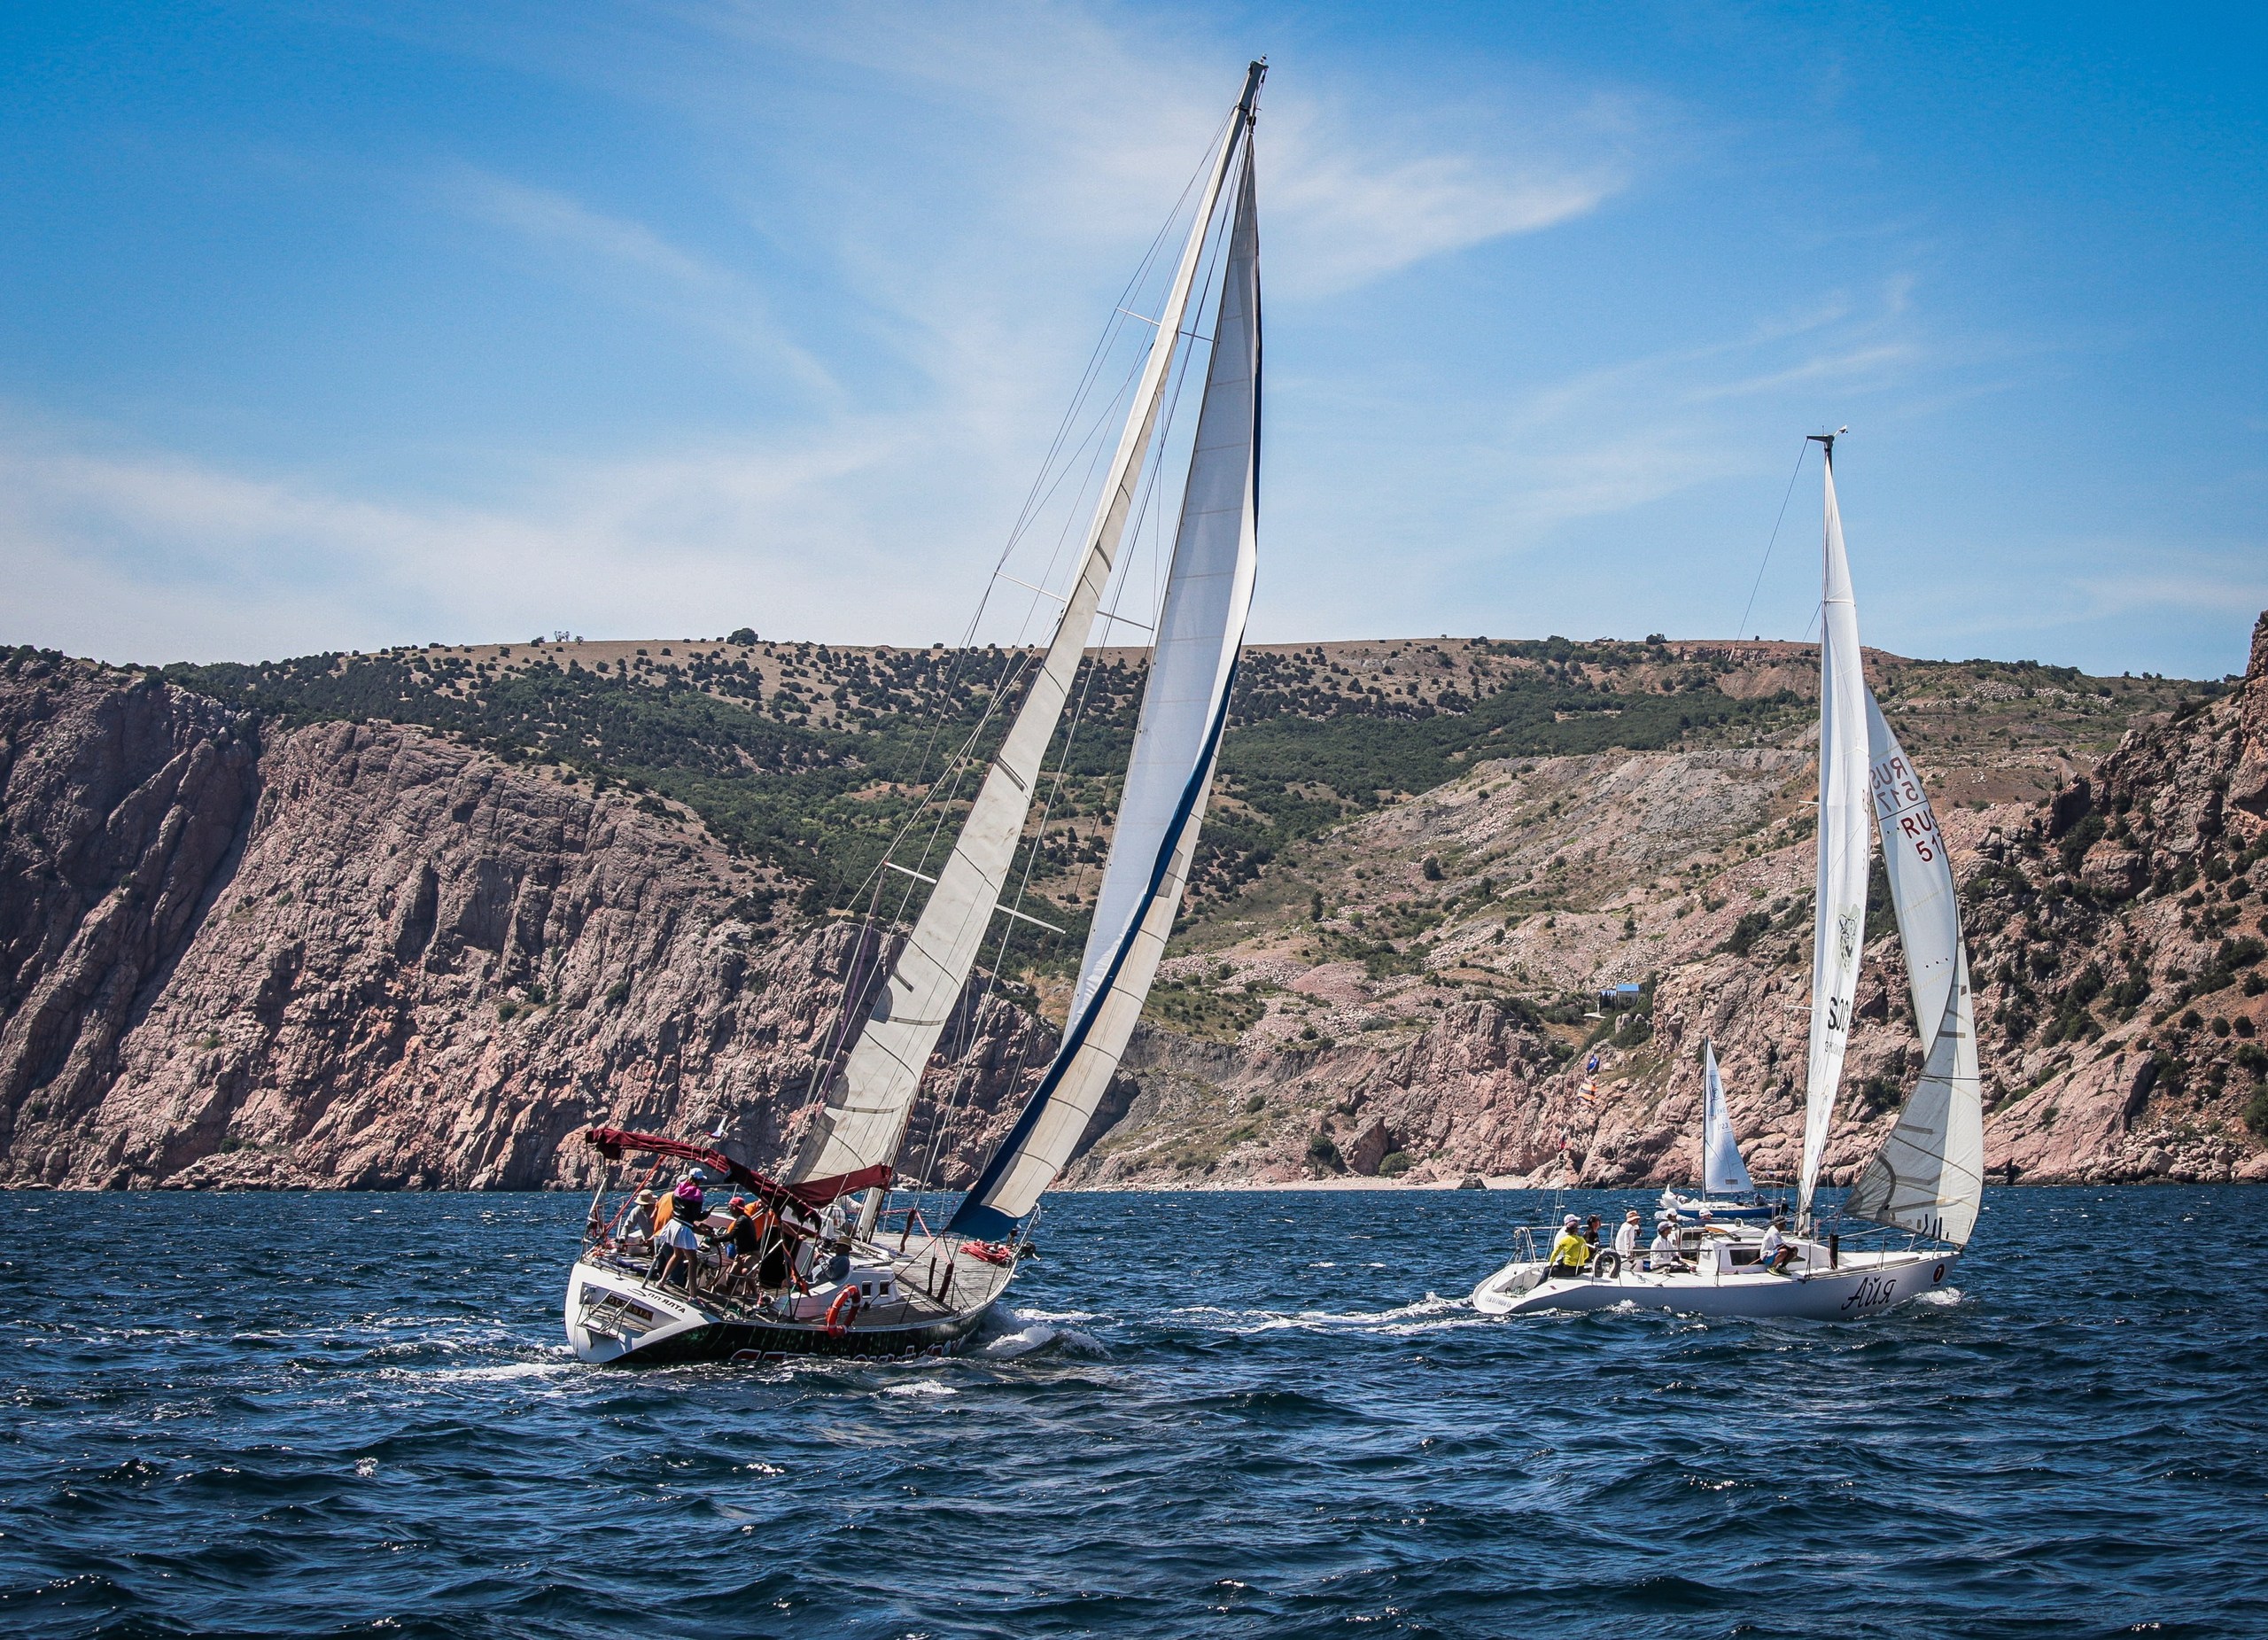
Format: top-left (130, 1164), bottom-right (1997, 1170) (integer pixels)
top-left (950, 120), bottom-right (1262, 1240)
top-left (787, 65), bottom-right (1266, 1204)
top-left (1842, 693), bottom-right (1984, 1245)
top-left (1700, 1040), bottom-right (1754, 1196)
top-left (1797, 438), bottom-right (1874, 1227)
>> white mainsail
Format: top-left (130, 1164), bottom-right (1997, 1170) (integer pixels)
top-left (788, 67), bottom-right (1264, 1202)
top-left (1842, 692), bottom-right (1984, 1245)
top-left (1797, 439), bottom-right (1874, 1227)
top-left (1700, 1040), bottom-right (1754, 1196)
top-left (951, 131), bottom-right (1262, 1240)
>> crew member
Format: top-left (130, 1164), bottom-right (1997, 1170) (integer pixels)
top-left (1546, 1215), bottom-right (1591, 1280)
top-left (1613, 1210), bottom-right (1642, 1263)
top-left (1648, 1217), bottom-right (1682, 1271)
top-left (1759, 1216), bottom-right (1798, 1274)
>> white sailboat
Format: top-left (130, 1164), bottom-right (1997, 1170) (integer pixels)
top-left (1474, 435), bottom-right (1983, 1319)
top-left (1657, 1040), bottom-right (1778, 1221)
top-left (564, 61), bottom-right (1268, 1364)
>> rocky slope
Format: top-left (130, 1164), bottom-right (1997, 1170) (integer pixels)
top-left (1, 618), bottom-right (2257, 1193)
top-left (1063, 616), bottom-right (2268, 1191)
top-left (0, 653), bottom-right (1054, 1190)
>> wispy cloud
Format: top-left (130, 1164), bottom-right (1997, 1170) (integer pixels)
top-left (439, 167), bottom-right (726, 290)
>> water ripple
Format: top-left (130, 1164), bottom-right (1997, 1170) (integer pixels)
top-left (1, 1187), bottom-right (2263, 1637)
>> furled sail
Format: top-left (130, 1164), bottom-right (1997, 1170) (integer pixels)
top-left (949, 136), bottom-right (1262, 1240)
top-left (1842, 692), bottom-right (1984, 1245)
top-left (1797, 439), bottom-right (1875, 1226)
top-left (787, 68), bottom-right (1264, 1203)
top-left (1700, 1040), bottom-right (1755, 1196)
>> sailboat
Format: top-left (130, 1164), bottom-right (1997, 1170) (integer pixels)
top-left (1656, 1040), bottom-right (1779, 1221)
top-left (1473, 435), bottom-right (1984, 1319)
top-left (563, 61), bottom-right (1268, 1365)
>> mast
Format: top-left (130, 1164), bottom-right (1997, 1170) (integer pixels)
top-left (949, 77), bottom-right (1264, 1240)
top-left (788, 61), bottom-right (1268, 1221)
top-left (1796, 432), bottom-right (1873, 1231)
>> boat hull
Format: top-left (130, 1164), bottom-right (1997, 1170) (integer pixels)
top-left (564, 1259), bottom-right (1000, 1365)
top-left (1472, 1247), bottom-right (1960, 1321)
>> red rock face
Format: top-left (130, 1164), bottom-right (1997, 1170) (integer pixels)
top-left (0, 663), bottom-right (1052, 1191)
top-left (5, 618), bottom-right (2265, 1194)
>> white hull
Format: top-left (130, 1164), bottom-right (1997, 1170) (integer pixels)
top-left (564, 1251), bottom-right (1008, 1365)
top-left (1472, 1245), bottom-right (1960, 1321)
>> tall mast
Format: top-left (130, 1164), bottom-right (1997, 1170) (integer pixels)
top-left (1797, 431), bottom-right (1873, 1230)
top-left (790, 63), bottom-right (1268, 1225)
top-left (949, 73), bottom-right (1265, 1240)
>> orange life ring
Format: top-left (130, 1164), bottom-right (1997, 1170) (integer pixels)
top-left (824, 1285), bottom-right (861, 1337)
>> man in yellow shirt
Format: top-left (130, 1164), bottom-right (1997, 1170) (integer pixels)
top-left (1546, 1214), bottom-right (1591, 1280)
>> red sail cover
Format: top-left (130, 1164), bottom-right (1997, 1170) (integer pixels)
top-left (581, 1127), bottom-right (887, 1209)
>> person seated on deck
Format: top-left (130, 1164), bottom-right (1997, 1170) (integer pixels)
top-left (1613, 1210), bottom-right (1642, 1263)
top-left (1758, 1216), bottom-right (1798, 1275)
top-left (1648, 1217), bottom-right (1683, 1271)
top-left (1546, 1215), bottom-right (1591, 1280)
top-left (818, 1236), bottom-right (853, 1286)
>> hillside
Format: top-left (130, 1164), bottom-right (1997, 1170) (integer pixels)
top-left (0, 621), bottom-right (2252, 1192)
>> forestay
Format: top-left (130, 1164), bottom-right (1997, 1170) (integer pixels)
top-left (1842, 693), bottom-right (1984, 1245)
top-left (786, 82), bottom-right (1258, 1203)
top-left (1798, 443), bottom-right (1875, 1226)
top-left (1700, 1040), bottom-right (1755, 1196)
top-left (950, 144), bottom-right (1262, 1240)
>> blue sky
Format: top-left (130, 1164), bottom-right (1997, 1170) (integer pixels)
top-left (2, 3), bottom-right (2262, 678)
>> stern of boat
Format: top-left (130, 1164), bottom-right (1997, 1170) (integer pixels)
top-left (564, 1259), bottom-right (714, 1364)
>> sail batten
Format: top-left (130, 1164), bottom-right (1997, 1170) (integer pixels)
top-left (787, 70), bottom-right (1262, 1202)
top-left (1797, 443), bottom-right (1874, 1227)
top-left (950, 135), bottom-right (1262, 1238)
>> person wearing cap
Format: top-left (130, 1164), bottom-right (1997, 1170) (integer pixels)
top-left (1648, 1216), bottom-right (1682, 1271)
top-left (1612, 1209), bottom-right (1642, 1263)
top-left (1546, 1215), bottom-right (1591, 1280)
top-left (1758, 1216), bottom-right (1798, 1274)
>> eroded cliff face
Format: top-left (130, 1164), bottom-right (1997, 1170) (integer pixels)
top-left (1060, 616), bottom-right (2268, 1192)
top-left (4, 619), bottom-right (2263, 1195)
top-left (0, 661), bottom-right (1052, 1190)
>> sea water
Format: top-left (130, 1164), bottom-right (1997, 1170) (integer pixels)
top-left (0, 1186), bottom-right (2260, 1638)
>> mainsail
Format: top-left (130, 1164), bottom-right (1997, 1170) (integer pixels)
top-left (950, 125), bottom-right (1262, 1240)
top-left (1842, 693), bottom-right (1984, 1245)
top-left (1700, 1040), bottom-right (1754, 1196)
top-left (787, 63), bottom-right (1267, 1204)
top-left (1797, 438), bottom-right (1874, 1227)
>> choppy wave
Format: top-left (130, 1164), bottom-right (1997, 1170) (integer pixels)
top-left (2, 1186), bottom-right (2261, 1639)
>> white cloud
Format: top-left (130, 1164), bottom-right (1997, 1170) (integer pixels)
top-left (440, 167), bottom-right (726, 290)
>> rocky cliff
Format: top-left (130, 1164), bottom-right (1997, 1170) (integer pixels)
top-left (0, 654), bottom-right (1053, 1190)
top-left (1061, 614), bottom-right (2268, 1192)
top-left (2, 618), bottom-right (2260, 1193)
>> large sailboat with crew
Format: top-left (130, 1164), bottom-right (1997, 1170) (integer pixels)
top-left (563, 62), bottom-right (1269, 1365)
top-left (1473, 434), bottom-right (1984, 1320)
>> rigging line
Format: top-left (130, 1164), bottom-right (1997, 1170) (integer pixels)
top-left (993, 110), bottom-right (1227, 559)
top-left (873, 114), bottom-right (1229, 859)
top-left (917, 152), bottom-right (1239, 1196)
top-left (1736, 439), bottom-right (1812, 642)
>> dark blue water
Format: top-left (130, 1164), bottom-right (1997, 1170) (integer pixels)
top-left (1, 1187), bottom-right (2261, 1639)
